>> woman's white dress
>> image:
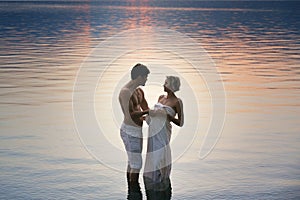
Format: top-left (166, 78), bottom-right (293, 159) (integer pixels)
top-left (143, 103), bottom-right (176, 191)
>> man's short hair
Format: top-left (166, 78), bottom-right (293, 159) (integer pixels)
top-left (131, 63), bottom-right (150, 80)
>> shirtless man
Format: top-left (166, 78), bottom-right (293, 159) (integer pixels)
top-left (119, 63), bottom-right (150, 192)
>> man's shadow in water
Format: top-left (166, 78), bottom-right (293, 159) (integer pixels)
top-left (127, 178), bottom-right (172, 200)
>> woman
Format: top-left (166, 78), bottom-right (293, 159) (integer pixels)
top-left (143, 76), bottom-right (184, 197)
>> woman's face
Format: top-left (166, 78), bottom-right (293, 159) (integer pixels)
top-left (163, 79), bottom-right (171, 92)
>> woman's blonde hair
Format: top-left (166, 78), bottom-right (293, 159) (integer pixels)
top-left (166, 76), bottom-right (181, 92)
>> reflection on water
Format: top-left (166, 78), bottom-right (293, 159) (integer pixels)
top-left (0, 1), bottom-right (299, 199)
top-left (126, 178), bottom-right (172, 200)
top-left (144, 178), bottom-right (172, 200)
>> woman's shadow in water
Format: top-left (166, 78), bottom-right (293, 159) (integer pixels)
top-left (127, 178), bottom-right (172, 200)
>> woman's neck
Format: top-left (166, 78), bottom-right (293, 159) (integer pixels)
top-left (167, 92), bottom-right (176, 99)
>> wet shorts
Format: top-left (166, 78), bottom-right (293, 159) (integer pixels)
top-left (120, 123), bottom-right (143, 170)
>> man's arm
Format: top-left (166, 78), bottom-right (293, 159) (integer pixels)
top-left (130, 110), bottom-right (149, 119)
top-left (139, 88), bottom-right (149, 111)
top-left (129, 89), bottom-right (149, 119)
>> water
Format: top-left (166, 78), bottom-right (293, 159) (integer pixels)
top-left (1, 1), bottom-right (300, 199)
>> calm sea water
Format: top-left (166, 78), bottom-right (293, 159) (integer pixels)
top-left (1, 1), bottom-right (300, 199)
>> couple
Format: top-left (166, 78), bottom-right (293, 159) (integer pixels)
top-left (119, 63), bottom-right (184, 199)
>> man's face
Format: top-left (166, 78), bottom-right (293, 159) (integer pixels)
top-left (139, 74), bottom-right (148, 86)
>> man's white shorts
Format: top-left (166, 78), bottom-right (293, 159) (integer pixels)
top-left (120, 123), bottom-right (143, 170)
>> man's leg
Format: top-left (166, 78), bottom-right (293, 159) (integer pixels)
top-left (130, 168), bottom-right (140, 184)
top-left (128, 136), bottom-right (142, 186)
top-left (127, 168), bottom-right (142, 200)
top-left (127, 164), bottom-right (141, 190)
top-left (127, 164), bottom-right (131, 187)
top-left (125, 166), bottom-right (140, 192)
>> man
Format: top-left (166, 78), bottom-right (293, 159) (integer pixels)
top-left (119, 63), bottom-right (150, 193)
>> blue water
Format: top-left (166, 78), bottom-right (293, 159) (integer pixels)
top-left (1, 1), bottom-right (300, 199)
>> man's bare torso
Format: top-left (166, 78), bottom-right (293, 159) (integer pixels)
top-left (119, 87), bottom-right (146, 127)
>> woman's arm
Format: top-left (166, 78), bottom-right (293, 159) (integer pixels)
top-left (168, 98), bottom-right (184, 127)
